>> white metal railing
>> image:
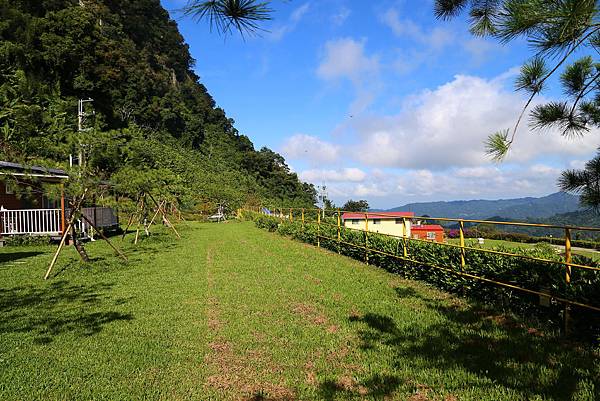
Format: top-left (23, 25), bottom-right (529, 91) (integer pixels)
top-left (0, 209), bottom-right (62, 235)
top-left (0, 207), bottom-right (118, 236)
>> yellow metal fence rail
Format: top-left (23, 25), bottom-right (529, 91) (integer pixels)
top-left (241, 206), bottom-right (600, 333)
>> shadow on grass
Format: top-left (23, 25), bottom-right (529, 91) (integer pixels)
top-left (0, 280), bottom-right (133, 344)
top-left (320, 286), bottom-right (599, 400)
top-left (0, 251), bottom-right (44, 265)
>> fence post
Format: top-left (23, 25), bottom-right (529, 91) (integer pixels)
top-left (317, 211), bottom-right (321, 248)
top-left (402, 217), bottom-right (408, 258)
top-left (459, 220), bottom-right (466, 272)
top-left (365, 212), bottom-right (369, 265)
top-left (564, 228), bottom-right (572, 335)
top-left (301, 208), bottom-right (305, 229)
top-left (290, 208), bottom-right (293, 223)
top-left (337, 209), bottom-right (341, 254)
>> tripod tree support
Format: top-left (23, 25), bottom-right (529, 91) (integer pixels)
top-left (80, 214), bottom-right (128, 262)
top-left (148, 200), bottom-right (166, 228)
top-left (148, 193), bottom-right (181, 239)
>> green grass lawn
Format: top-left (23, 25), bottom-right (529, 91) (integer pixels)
top-left (0, 222), bottom-right (598, 400)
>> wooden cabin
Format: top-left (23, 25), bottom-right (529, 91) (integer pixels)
top-left (0, 161), bottom-right (118, 237)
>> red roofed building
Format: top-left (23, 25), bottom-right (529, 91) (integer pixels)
top-left (341, 211), bottom-right (445, 243)
top-left (411, 225), bottom-right (445, 243)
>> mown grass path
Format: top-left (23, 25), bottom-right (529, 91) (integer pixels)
top-left (0, 222), bottom-right (598, 400)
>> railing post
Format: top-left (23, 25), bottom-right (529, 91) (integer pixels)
top-left (301, 208), bottom-right (305, 229)
top-left (459, 220), bottom-right (466, 272)
top-left (365, 212), bottom-right (369, 265)
top-left (337, 208), bottom-right (341, 254)
top-left (564, 227), bottom-right (572, 335)
top-left (317, 211), bottom-right (321, 248)
top-left (402, 217), bottom-right (408, 258)
top-left (60, 184), bottom-right (66, 234)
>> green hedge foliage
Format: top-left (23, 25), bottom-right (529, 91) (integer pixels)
top-left (242, 211), bottom-right (600, 337)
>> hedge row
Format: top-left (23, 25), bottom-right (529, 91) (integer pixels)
top-left (243, 211), bottom-right (600, 338)
top-left (448, 228), bottom-right (600, 250)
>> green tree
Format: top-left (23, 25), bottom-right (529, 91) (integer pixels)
top-left (0, 0), bottom-right (314, 213)
top-left (435, 0), bottom-right (599, 160)
top-left (559, 149), bottom-right (600, 209)
top-left (342, 199), bottom-right (369, 212)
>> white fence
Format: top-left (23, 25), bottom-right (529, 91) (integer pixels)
top-left (0, 207), bottom-right (118, 236)
top-left (0, 209), bottom-right (62, 235)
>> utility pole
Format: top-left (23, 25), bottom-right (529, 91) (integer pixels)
top-left (318, 184), bottom-right (327, 219)
top-left (71, 98), bottom-right (94, 168)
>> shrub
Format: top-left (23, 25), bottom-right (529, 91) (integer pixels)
top-left (4, 235), bottom-right (51, 246)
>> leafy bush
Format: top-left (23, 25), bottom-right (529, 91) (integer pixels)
top-left (242, 211), bottom-right (600, 337)
top-left (4, 235), bottom-right (51, 246)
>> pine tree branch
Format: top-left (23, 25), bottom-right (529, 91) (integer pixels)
top-left (505, 25), bottom-right (600, 152)
top-left (569, 70), bottom-right (600, 119)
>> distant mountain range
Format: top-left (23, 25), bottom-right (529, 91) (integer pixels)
top-left (385, 192), bottom-right (581, 220)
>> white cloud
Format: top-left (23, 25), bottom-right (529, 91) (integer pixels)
top-left (332, 7), bottom-right (351, 26)
top-left (349, 74), bottom-right (599, 169)
top-left (568, 159), bottom-right (588, 169)
top-left (381, 8), bottom-right (453, 50)
top-left (393, 164), bottom-right (565, 200)
top-left (317, 38), bottom-right (379, 83)
top-left (318, 162), bottom-right (572, 208)
top-left (317, 37), bottom-right (382, 114)
top-left (291, 3), bottom-right (310, 21)
top-left (269, 3), bottom-right (310, 41)
top-left (455, 166), bottom-right (500, 178)
top-left (281, 134), bottom-right (340, 165)
top-left (529, 164), bottom-right (562, 176)
top-left (354, 183), bottom-right (387, 197)
top-left (299, 168), bottom-right (367, 183)
top-left (381, 8), bottom-right (455, 74)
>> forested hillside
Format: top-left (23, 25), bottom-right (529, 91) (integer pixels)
top-left (0, 0), bottom-right (315, 210)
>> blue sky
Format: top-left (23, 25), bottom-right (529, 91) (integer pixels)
top-left (160, 0), bottom-right (598, 209)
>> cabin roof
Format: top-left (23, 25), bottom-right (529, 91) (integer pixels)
top-left (0, 161), bottom-right (68, 181)
top-left (342, 212), bottom-right (415, 220)
top-left (411, 225), bottom-right (444, 231)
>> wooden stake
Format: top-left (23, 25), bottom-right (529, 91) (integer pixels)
top-left (122, 195), bottom-right (142, 239)
top-left (81, 213), bottom-right (127, 261)
top-left (148, 200), bottom-right (166, 228)
top-left (122, 213), bottom-right (134, 239)
top-left (45, 221), bottom-right (73, 280)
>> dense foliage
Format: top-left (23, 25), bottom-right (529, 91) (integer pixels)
top-left (341, 199), bottom-right (369, 212)
top-left (244, 210), bottom-right (600, 338)
top-left (0, 0), bottom-right (315, 211)
top-left (560, 149), bottom-right (600, 210)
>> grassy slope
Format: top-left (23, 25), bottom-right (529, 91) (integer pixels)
top-left (0, 222), bottom-right (597, 400)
